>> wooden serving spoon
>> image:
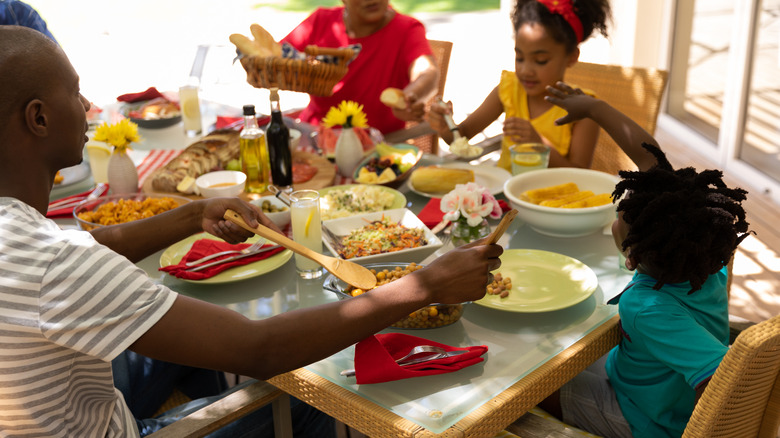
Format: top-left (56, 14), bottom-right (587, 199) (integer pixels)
top-left (224, 209), bottom-right (377, 290)
top-left (484, 209), bottom-right (518, 245)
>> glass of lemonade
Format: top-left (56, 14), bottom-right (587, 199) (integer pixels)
top-left (510, 143), bottom-right (550, 175)
top-left (290, 189), bottom-right (323, 279)
top-left (179, 84), bottom-right (202, 137)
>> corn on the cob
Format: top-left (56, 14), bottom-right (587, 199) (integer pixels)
top-left (561, 193), bottom-right (613, 208)
top-left (409, 166), bottom-right (475, 194)
top-left (521, 182), bottom-right (579, 204)
top-left (539, 190), bottom-right (595, 207)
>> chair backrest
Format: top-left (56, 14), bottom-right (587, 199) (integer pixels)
top-left (564, 62), bottom-right (668, 175)
top-left (406, 39), bottom-right (452, 155)
top-left (683, 314), bottom-right (780, 438)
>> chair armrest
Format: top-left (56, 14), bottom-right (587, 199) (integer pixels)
top-left (147, 380), bottom-right (289, 438)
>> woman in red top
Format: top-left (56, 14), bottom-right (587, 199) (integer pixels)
top-left (281, 0), bottom-right (439, 135)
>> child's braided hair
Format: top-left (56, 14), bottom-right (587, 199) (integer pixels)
top-left (614, 143), bottom-right (752, 293)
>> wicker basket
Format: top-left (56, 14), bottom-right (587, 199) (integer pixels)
top-left (240, 45), bottom-right (355, 96)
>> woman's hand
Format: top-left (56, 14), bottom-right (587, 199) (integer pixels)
top-left (503, 117), bottom-right (542, 144)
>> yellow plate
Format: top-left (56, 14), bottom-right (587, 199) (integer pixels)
top-left (475, 249), bottom-right (598, 312)
top-left (159, 232), bottom-right (292, 284)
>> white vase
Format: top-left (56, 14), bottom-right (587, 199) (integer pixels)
top-left (334, 127), bottom-right (363, 178)
top-left (107, 150), bottom-right (139, 194)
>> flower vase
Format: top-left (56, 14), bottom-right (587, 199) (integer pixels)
top-left (451, 218), bottom-right (491, 247)
top-left (334, 127), bottom-right (363, 177)
top-left (107, 150), bottom-right (138, 194)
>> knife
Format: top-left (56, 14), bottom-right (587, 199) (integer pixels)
top-left (340, 349), bottom-right (469, 377)
top-left (185, 245), bottom-right (282, 272)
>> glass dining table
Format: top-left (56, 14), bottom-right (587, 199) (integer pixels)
top-left (109, 152), bottom-right (630, 437)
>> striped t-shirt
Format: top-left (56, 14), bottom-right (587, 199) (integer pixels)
top-left (0, 198), bottom-right (177, 437)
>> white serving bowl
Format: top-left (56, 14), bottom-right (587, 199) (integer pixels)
top-left (250, 195), bottom-right (291, 229)
top-left (195, 170), bottom-right (246, 198)
top-left (322, 208), bottom-right (443, 265)
top-left (503, 167), bottom-right (620, 238)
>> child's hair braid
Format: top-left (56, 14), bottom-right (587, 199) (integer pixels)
top-left (614, 143), bottom-right (752, 293)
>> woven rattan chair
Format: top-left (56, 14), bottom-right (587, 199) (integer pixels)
top-left (503, 314), bottom-right (780, 438)
top-left (564, 62), bottom-right (668, 175)
top-left (384, 39), bottom-right (452, 155)
top-left (146, 380), bottom-right (293, 438)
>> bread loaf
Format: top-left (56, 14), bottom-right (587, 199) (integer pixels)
top-left (410, 166), bottom-right (475, 194)
top-left (151, 131), bottom-right (240, 193)
top-left (380, 87), bottom-right (406, 110)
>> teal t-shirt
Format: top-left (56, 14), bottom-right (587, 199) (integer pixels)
top-left (606, 267), bottom-right (730, 438)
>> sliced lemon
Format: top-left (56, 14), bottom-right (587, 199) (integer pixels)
top-left (513, 154), bottom-right (543, 167)
top-left (304, 210), bottom-right (315, 237)
top-left (182, 98), bottom-right (200, 119)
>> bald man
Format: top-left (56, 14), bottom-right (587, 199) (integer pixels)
top-left (0, 27), bottom-right (502, 437)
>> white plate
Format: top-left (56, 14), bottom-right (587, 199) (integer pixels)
top-left (55, 162), bottom-right (91, 188)
top-left (159, 232), bottom-right (293, 284)
top-left (475, 249), bottom-right (598, 312)
top-left (408, 163), bottom-right (511, 197)
top-left (322, 208), bottom-right (443, 265)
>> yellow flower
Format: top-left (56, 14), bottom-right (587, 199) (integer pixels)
top-left (93, 119), bottom-right (141, 153)
top-left (322, 100), bottom-right (368, 128)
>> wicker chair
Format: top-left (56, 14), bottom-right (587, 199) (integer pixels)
top-left (146, 380), bottom-right (293, 438)
top-left (503, 314), bottom-right (780, 438)
top-left (384, 39), bottom-right (452, 155)
top-left (564, 62), bottom-right (668, 175)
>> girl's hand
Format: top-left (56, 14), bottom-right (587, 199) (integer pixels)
top-left (545, 82), bottom-right (599, 125)
top-left (426, 99), bottom-right (454, 143)
top-left (503, 117), bottom-right (542, 144)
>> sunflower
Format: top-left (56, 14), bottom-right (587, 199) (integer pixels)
top-left (322, 100), bottom-right (368, 129)
top-left (93, 119), bottom-right (141, 153)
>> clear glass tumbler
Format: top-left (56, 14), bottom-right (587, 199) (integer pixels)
top-left (509, 142), bottom-right (550, 175)
top-left (290, 189), bottom-right (323, 279)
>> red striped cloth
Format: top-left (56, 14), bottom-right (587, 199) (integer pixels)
top-left (137, 150), bottom-right (182, 189)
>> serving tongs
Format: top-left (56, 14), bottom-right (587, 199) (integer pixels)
top-left (224, 209), bottom-right (377, 290)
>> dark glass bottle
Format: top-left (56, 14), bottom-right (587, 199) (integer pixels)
top-left (266, 88), bottom-right (293, 188)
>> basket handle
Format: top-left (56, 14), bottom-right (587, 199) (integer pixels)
top-left (305, 45), bottom-right (355, 59)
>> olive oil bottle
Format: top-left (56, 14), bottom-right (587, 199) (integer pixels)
top-left (240, 104), bottom-right (270, 193)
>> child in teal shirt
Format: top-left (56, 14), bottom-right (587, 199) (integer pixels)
top-left (536, 83), bottom-right (752, 438)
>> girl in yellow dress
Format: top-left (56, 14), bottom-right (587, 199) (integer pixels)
top-left (428, 0), bottom-right (611, 171)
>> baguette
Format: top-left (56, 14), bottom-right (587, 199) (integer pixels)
top-left (410, 166), bottom-right (475, 194)
top-left (229, 33), bottom-right (268, 57)
top-left (249, 23), bottom-right (282, 57)
top-left (380, 87), bottom-right (406, 110)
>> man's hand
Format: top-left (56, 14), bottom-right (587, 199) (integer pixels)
top-left (201, 198), bottom-right (282, 244)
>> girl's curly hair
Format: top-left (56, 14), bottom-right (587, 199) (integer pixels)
top-left (512, 0), bottom-right (611, 52)
top-left (614, 143), bottom-right (752, 293)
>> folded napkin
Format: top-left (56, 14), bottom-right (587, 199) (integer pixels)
top-left (417, 198), bottom-right (513, 229)
top-left (117, 87), bottom-right (165, 103)
top-left (353, 333), bottom-right (487, 384)
top-left (47, 184), bottom-right (109, 219)
top-left (159, 239), bottom-right (286, 281)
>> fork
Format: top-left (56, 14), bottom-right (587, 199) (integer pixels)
top-left (340, 345), bottom-right (446, 377)
top-left (185, 241), bottom-right (265, 267)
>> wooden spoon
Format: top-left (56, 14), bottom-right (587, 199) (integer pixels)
top-left (224, 209), bottom-right (377, 290)
top-left (484, 209), bottom-right (518, 245)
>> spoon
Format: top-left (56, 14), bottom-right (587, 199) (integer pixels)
top-left (437, 98), bottom-right (482, 158)
top-left (484, 209), bottom-right (518, 245)
top-left (223, 209), bottom-right (377, 290)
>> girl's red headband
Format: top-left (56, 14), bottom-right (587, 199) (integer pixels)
top-left (538, 0), bottom-right (584, 43)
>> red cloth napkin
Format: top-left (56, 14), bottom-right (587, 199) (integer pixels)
top-left (159, 239), bottom-right (285, 281)
top-left (46, 184), bottom-right (109, 219)
top-left (353, 333), bottom-right (487, 384)
top-left (117, 87), bottom-right (165, 103)
top-left (417, 198), bottom-right (512, 229)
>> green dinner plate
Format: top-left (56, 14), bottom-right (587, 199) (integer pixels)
top-left (318, 184), bottom-right (407, 220)
top-left (475, 249), bottom-right (598, 312)
top-left (159, 232), bottom-right (292, 284)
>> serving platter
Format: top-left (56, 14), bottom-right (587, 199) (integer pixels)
top-left (408, 162), bottom-right (511, 197)
top-left (475, 249), bottom-right (598, 312)
top-left (55, 162), bottom-right (91, 188)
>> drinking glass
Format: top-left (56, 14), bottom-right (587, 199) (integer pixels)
top-left (179, 84), bottom-right (202, 137)
top-left (510, 143), bottom-right (550, 175)
top-left (85, 135), bottom-right (112, 183)
top-left (290, 189), bottom-right (323, 279)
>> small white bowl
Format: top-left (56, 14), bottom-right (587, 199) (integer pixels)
top-left (195, 170), bottom-right (246, 198)
top-left (250, 196), bottom-right (291, 229)
top-left (503, 167), bottom-right (619, 238)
